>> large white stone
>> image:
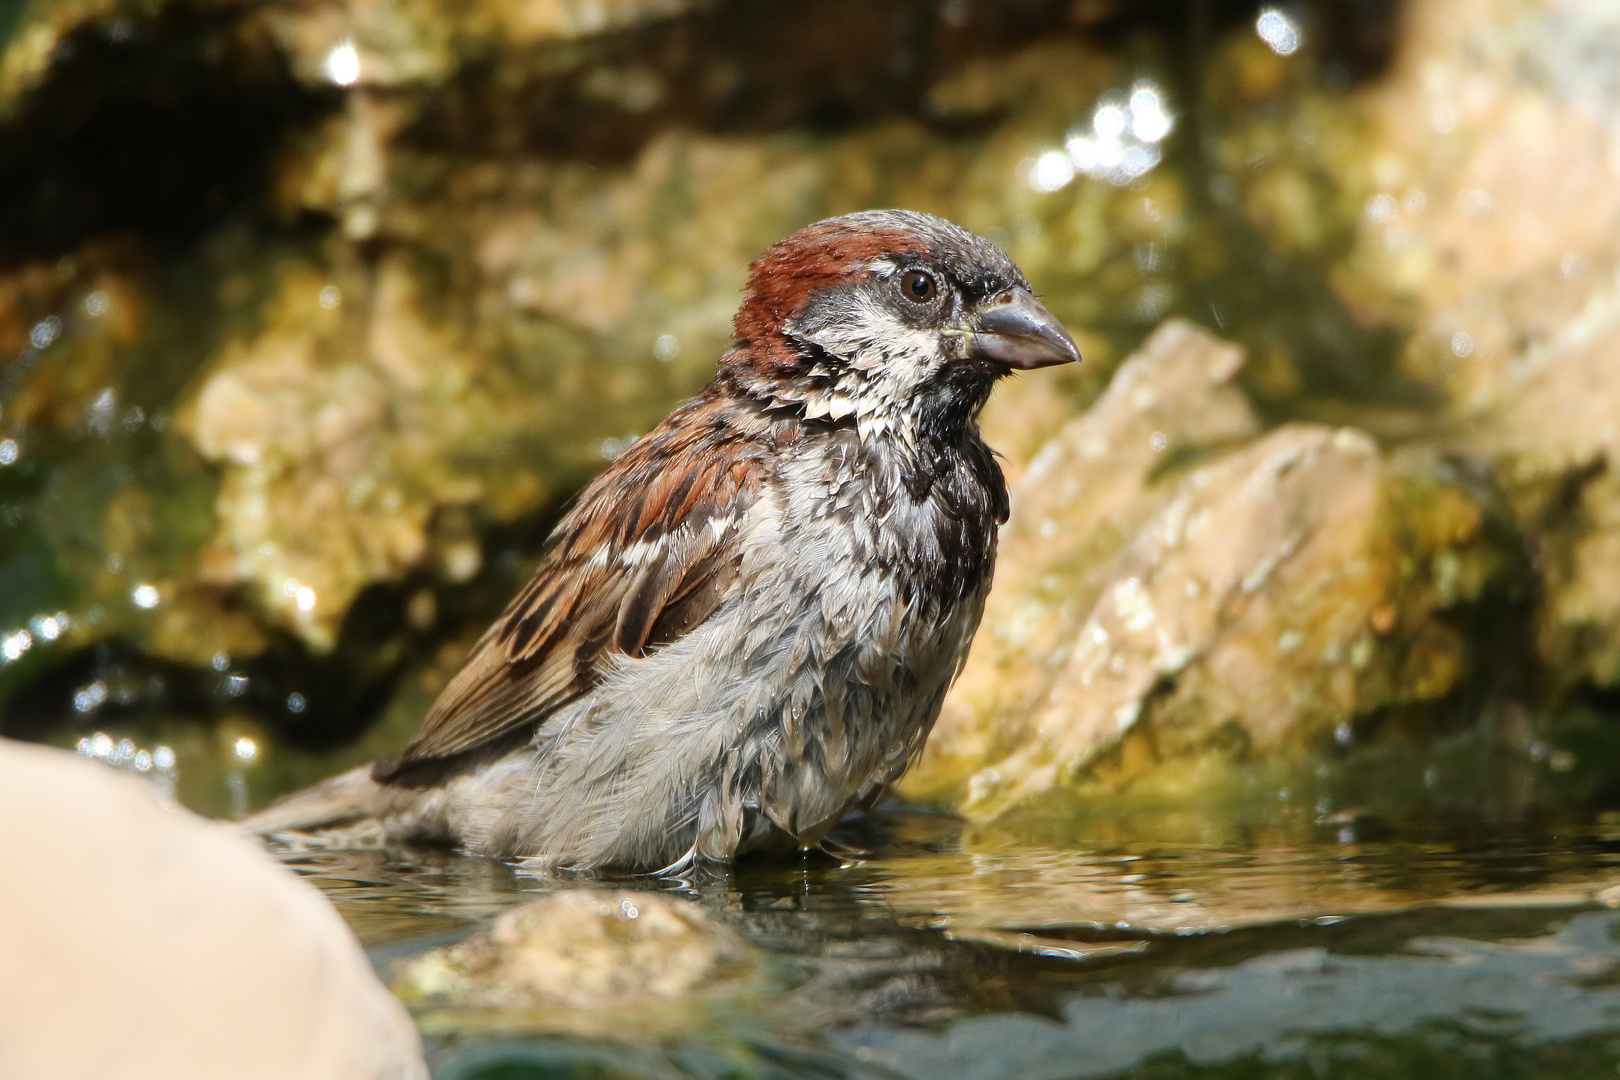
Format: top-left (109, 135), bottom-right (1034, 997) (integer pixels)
top-left (0, 739), bottom-right (428, 1080)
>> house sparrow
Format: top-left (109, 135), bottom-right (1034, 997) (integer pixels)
top-left (247, 210), bottom-right (1078, 872)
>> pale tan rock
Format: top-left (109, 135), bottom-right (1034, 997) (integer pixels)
top-left (0, 739), bottom-right (427, 1080)
top-left (908, 324), bottom-right (1514, 817)
top-left (1336, 0), bottom-right (1620, 405)
top-left (392, 889), bottom-right (757, 1015)
top-left (1345, 0), bottom-right (1620, 682)
top-left (903, 319), bottom-right (1260, 802)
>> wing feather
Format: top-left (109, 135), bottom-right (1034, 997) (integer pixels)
top-left (372, 396), bottom-right (767, 784)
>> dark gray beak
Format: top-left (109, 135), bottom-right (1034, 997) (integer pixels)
top-left (968, 288), bottom-right (1081, 370)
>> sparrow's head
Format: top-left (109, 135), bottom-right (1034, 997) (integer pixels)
top-left (726, 210), bottom-right (1079, 439)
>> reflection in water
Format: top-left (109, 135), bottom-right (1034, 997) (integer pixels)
top-left (283, 810), bottom-right (1620, 1079)
top-left (839, 911), bottom-right (1620, 1080)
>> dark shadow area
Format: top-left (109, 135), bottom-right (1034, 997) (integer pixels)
top-left (404, 0), bottom-right (1404, 163)
top-left (0, 4), bottom-right (332, 266)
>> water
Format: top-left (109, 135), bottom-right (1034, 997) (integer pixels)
top-left (281, 808), bottom-right (1620, 1080)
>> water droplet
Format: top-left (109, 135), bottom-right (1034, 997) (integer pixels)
top-left (1092, 103), bottom-right (1127, 140)
top-left (1128, 84), bottom-right (1172, 143)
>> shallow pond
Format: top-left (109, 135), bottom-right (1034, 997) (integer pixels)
top-left (282, 808), bottom-right (1620, 1080)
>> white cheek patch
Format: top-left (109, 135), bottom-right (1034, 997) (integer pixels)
top-left (810, 291), bottom-right (938, 378)
top-left (780, 277), bottom-right (959, 445)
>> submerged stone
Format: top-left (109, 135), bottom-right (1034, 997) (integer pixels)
top-left (392, 889), bottom-right (759, 1025)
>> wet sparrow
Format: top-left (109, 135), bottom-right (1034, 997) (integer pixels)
top-left (248, 210), bottom-right (1078, 872)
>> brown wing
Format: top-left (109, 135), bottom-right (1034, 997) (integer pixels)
top-left (373, 396), bottom-right (768, 784)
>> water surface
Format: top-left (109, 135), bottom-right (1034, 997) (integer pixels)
top-left (282, 808), bottom-right (1620, 1080)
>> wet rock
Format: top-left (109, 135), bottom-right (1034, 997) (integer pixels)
top-left (906, 326), bottom-right (1518, 819)
top-left (903, 319), bottom-right (1259, 801)
top-left (0, 0), bottom-right (706, 106)
top-left (0, 737), bottom-right (427, 1080)
top-left (392, 889), bottom-right (758, 1019)
top-left (179, 251), bottom-right (555, 649)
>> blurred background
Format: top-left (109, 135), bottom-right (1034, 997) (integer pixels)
top-left (1, 0), bottom-right (1618, 843)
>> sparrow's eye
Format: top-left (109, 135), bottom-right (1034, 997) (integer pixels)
top-left (899, 269), bottom-right (938, 304)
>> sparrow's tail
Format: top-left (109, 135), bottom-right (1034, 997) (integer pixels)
top-left (239, 764), bottom-right (396, 836)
